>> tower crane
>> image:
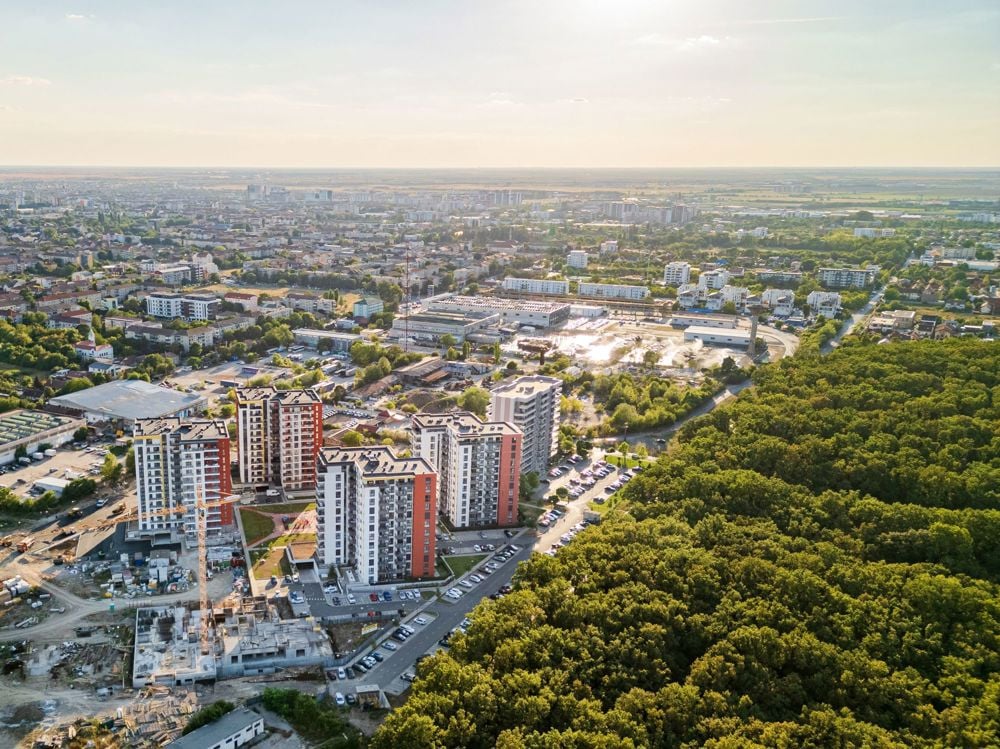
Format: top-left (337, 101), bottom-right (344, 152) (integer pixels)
top-left (83, 491), bottom-right (242, 655)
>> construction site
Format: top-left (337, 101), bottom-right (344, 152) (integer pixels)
top-left (133, 597), bottom-right (334, 687)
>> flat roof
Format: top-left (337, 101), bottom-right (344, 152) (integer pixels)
top-left (167, 707), bottom-right (261, 749)
top-left (134, 417), bottom-right (227, 442)
top-left (0, 410), bottom-right (77, 445)
top-left (320, 446), bottom-right (434, 477)
top-left (685, 326), bottom-right (752, 339)
top-left (292, 328), bottom-right (360, 339)
top-left (49, 380), bottom-right (204, 421)
top-left (491, 375), bottom-right (562, 399)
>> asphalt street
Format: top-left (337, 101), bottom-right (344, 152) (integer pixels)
top-left (331, 541), bottom-right (534, 695)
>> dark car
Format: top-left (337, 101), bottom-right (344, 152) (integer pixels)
top-left (382, 591), bottom-right (392, 602)
top-left (346, 693), bottom-right (358, 706)
top-left (371, 651), bottom-right (384, 662)
top-left (345, 666), bottom-right (356, 679)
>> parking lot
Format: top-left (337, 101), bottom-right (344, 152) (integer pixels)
top-left (326, 540), bottom-right (534, 697)
top-left (0, 442), bottom-right (114, 497)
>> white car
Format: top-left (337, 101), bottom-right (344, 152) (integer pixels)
top-left (414, 616), bottom-right (428, 625)
top-left (469, 574), bottom-right (483, 583)
top-left (335, 692), bottom-right (346, 706)
top-left (459, 579), bottom-right (474, 589)
top-left (383, 641), bottom-right (398, 651)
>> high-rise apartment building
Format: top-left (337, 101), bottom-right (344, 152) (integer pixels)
top-left (133, 417), bottom-right (233, 537)
top-left (316, 447), bottom-right (436, 584)
top-left (412, 412), bottom-right (522, 529)
top-left (489, 375), bottom-right (561, 476)
top-left (236, 387), bottom-right (323, 495)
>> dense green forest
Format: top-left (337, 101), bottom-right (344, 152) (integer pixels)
top-left (373, 338), bottom-right (1000, 748)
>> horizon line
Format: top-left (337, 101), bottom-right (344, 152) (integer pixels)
top-left (1, 164), bottom-right (999, 171)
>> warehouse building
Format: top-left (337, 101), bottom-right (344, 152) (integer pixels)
top-left (48, 380), bottom-right (206, 427)
top-left (291, 329), bottom-right (361, 352)
top-left (390, 309), bottom-right (501, 343)
top-left (428, 295), bottom-right (571, 329)
top-left (683, 326), bottom-right (752, 348)
top-left (0, 410), bottom-right (84, 466)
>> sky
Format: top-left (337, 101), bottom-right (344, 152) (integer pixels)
top-left (0, 0), bottom-right (997, 168)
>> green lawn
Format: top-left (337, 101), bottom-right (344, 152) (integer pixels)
top-left (444, 554), bottom-right (487, 578)
top-left (253, 501), bottom-right (315, 514)
top-left (239, 508), bottom-right (276, 546)
top-left (250, 547), bottom-right (291, 580)
top-left (267, 531), bottom-right (317, 549)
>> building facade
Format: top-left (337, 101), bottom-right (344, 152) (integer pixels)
top-left (502, 277), bottom-right (570, 295)
top-left (577, 282), bottom-right (650, 300)
top-left (663, 262), bottom-right (691, 286)
top-left (412, 412), bottom-right (522, 529)
top-left (236, 387), bottom-right (323, 494)
top-left (133, 418), bottom-right (233, 537)
top-left (317, 447), bottom-right (436, 583)
top-left (145, 292), bottom-right (219, 321)
top-left (489, 375), bottom-right (561, 476)
top-left (817, 266), bottom-right (879, 289)
top-left (566, 250), bottom-right (589, 269)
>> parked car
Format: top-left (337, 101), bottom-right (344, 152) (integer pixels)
top-left (337, 667), bottom-right (347, 680)
top-left (335, 692), bottom-right (346, 706)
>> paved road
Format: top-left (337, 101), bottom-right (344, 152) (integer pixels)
top-left (824, 287), bottom-right (885, 352)
top-left (333, 542), bottom-right (534, 695)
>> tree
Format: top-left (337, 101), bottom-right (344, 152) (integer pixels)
top-left (100, 453), bottom-right (123, 485)
top-left (440, 334), bottom-right (458, 348)
top-left (617, 440), bottom-right (630, 466)
top-left (73, 426), bottom-right (90, 443)
top-left (218, 403), bottom-right (235, 418)
top-left (458, 386), bottom-right (490, 418)
top-left (341, 430), bottom-right (364, 447)
top-left (519, 471), bottom-right (540, 500)
top-left (642, 349), bottom-right (660, 369)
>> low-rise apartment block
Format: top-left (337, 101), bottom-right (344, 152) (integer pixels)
top-left (663, 262), bottom-right (691, 286)
top-left (502, 277), bottom-right (570, 295)
top-left (145, 292), bottom-right (220, 321)
top-left (577, 282), bottom-right (650, 300)
top-left (817, 266), bottom-right (879, 289)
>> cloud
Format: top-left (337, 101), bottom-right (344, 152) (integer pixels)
top-left (482, 91), bottom-right (521, 108)
top-left (676, 35), bottom-right (727, 51)
top-left (0, 75), bottom-right (52, 87)
top-left (65, 13), bottom-right (95, 21)
top-left (634, 34), bottom-right (731, 52)
top-left (740, 16), bottom-right (844, 25)
top-left (556, 97), bottom-right (589, 105)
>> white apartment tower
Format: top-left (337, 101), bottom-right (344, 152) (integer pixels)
top-left (663, 262), bottom-right (691, 286)
top-left (489, 375), bottom-right (561, 476)
top-left (236, 387), bottom-right (323, 495)
top-left (133, 418), bottom-right (234, 538)
top-left (566, 250), bottom-right (589, 269)
top-left (316, 447), bottom-right (437, 584)
top-left (412, 412), bottom-right (522, 529)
